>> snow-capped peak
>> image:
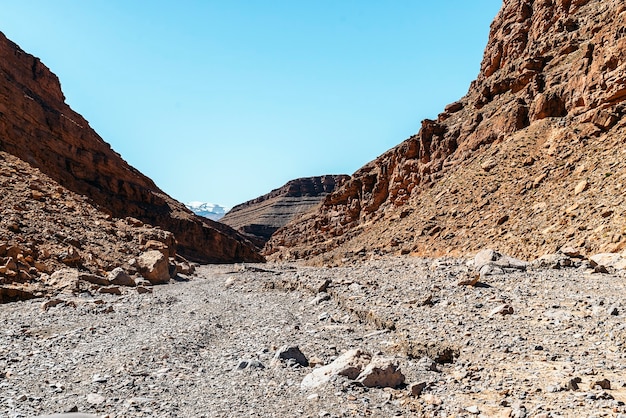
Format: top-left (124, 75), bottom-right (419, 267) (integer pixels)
top-left (186, 201), bottom-right (228, 221)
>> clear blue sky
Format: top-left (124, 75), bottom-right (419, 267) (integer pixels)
top-left (0, 1), bottom-right (501, 208)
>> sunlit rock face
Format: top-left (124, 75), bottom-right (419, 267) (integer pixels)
top-left (266, 0), bottom-right (626, 263)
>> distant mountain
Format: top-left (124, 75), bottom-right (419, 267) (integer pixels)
top-left (186, 202), bottom-right (228, 221)
top-left (220, 175), bottom-right (349, 247)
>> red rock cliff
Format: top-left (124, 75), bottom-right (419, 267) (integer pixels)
top-left (0, 32), bottom-right (263, 263)
top-left (267, 0), bottom-right (626, 262)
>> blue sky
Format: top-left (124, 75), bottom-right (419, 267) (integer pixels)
top-left (0, 1), bottom-right (502, 208)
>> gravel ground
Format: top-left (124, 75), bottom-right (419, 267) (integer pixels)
top-left (2, 256), bottom-right (626, 417)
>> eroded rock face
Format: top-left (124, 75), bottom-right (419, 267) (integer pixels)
top-left (221, 175), bottom-right (349, 246)
top-left (267, 0), bottom-right (626, 263)
top-left (0, 32), bottom-right (262, 264)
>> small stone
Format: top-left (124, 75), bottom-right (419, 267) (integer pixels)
top-left (409, 382), bottom-right (427, 397)
top-left (422, 394), bottom-right (442, 405)
top-left (481, 159), bottom-right (497, 172)
top-left (273, 346), bottom-right (308, 367)
top-left (307, 393), bottom-right (319, 401)
top-left (318, 312), bottom-right (331, 321)
top-left (78, 273), bottom-right (108, 286)
top-left (560, 247), bottom-right (581, 258)
top-left (574, 180), bottom-right (589, 195)
top-left (92, 374), bottom-right (109, 383)
top-left (99, 286), bottom-right (122, 295)
top-left (417, 357), bottom-right (439, 372)
top-left (86, 393), bottom-right (105, 404)
top-left (591, 378), bottom-right (611, 390)
top-left (136, 286), bottom-right (152, 294)
top-left (546, 385), bottom-right (560, 393)
top-left (490, 304), bottom-right (514, 316)
top-left (310, 292), bottom-right (331, 305)
top-left (301, 349), bottom-right (371, 390)
top-left (40, 298), bottom-right (64, 311)
top-left (137, 250), bottom-right (171, 284)
top-left (236, 359), bottom-right (265, 370)
top-left (457, 274), bottom-right (480, 286)
top-left (466, 405), bottom-right (480, 414)
top-left (566, 377), bottom-right (582, 391)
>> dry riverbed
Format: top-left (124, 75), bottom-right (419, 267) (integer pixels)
top-left (2, 255), bottom-right (626, 417)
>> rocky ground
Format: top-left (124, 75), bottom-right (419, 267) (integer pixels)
top-left (2, 253), bottom-right (626, 417)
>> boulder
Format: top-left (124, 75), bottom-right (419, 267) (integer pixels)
top-left (107, 267), bottom-right (136, 287)
top-left (474, 249), bottom-right (528, 277)
top-left (590, 253), bottom-right (626, 270)
top-left (48, 269), bottom-right (81, 292)
top-left (355, 357), bottom-right (405, 388)
top-left (301, 349), bottom-right (371, 390)
top-left (136, 250), bottom-right (171, 284)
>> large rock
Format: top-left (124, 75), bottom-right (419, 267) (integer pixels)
top-left (355, 357), bottom-right (405, 388)
top-left (137, 251), bottom-right (171, 284)
top-left (266, 0), bottom-right (626, 263)
top-left (590, 253), bottom-right (626, 270)
top-left (474, 249), bottom-right (528, 277)
top-left (107, 267), bottom-right (136, 287)
top-left (301, 349), bottom-right (371, 390)
top-left (47, 269), bottom-right (81, 293)
top-left (0, 32), bottom-right (262, 264)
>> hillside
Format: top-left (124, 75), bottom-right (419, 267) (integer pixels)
top-left (221, 175), bottom-right (349, 247)
top-left (266, 0), bottom-right (626, 264)
top-left (0, 32), bottom-right (262, 264)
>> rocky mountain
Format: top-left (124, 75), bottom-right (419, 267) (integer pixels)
top-left (266, 0), bottom-right (626, 264)
top-left (0, 31), bottom-right (262, 264)
top-left (221, 175), bottom-right (349, 247)
top-left (0, 150), bottom-right (182, 302)
top-left (185, 201), bottom-right (228, 221)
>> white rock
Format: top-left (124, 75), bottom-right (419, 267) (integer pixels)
top-left (86, 393), bottom-right (105, 404)
top-left (590, 253), bottom-right (626, 270)
top-left (301, 349), bottom-right (371, 390)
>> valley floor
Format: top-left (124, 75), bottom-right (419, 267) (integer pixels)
top-left (1, 256), bottom-right (626, 417)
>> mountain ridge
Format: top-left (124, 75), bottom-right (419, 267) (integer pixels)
top-left (266, 0), bottom-right (626, 264)
top-left (0, 31), bottom-right (263, 264)
top-left (221, 175), bottom-right (349, 247)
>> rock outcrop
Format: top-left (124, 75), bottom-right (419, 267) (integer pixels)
top-left (221, 175), bottom-right (349, 246)
top-left (0, 151), bottom-right (177, 301)
top-left (267, 0), bottom-right (626, 263)
top-left (0, 32), bottom-right (262, 264)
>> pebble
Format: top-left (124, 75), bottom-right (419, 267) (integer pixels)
top-left (86, 393), bottom-right (105, 405)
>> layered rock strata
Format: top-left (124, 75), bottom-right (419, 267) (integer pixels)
top-left (267, 0), bottom-right (626, 263)
top-left (0, 32), bottom-right (262, 263)
top-left (221, 175), bottom-right (349, 246)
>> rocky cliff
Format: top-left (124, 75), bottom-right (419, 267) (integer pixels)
top-left (0, 32), bottom-right (263, 263)
top-left (221, 175), bottom-right (349, 247)
top-left (267, 0), bottom-right (626, 263)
